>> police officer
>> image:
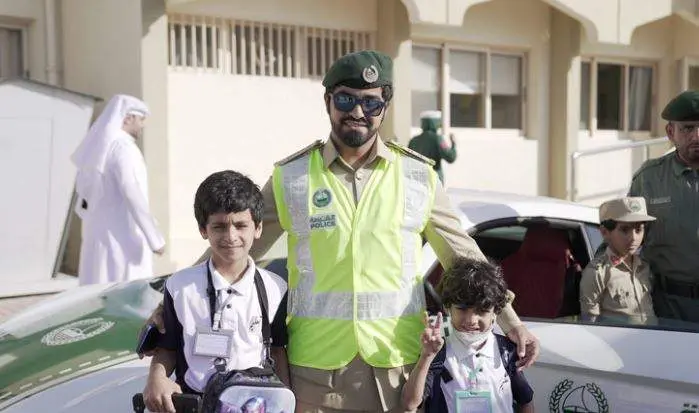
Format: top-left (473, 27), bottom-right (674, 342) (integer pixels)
top-left (145, 50), bottom-right (539, 413)
top-left (628, 90), bottom-right (699, 322)
top-left (408, 110), bottom-right (457, 183)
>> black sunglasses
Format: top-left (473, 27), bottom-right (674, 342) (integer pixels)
top-left (332, 92), bottom-right (386, 117)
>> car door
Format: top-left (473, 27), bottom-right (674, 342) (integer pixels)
top-left (421, 217), bottom-right (699, 413)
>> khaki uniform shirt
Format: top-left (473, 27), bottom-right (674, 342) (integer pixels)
top-left (628, 153), bottom-right (699, 283)
top-left (580, 248), bottom-right (655, 322)
top-left (250, 137), bottom-right (520, 330)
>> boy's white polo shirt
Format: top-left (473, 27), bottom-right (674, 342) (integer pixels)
top-left (441, 332), bottom-right (514, 413)
top-left (164, 257), bottom-right (287, 392)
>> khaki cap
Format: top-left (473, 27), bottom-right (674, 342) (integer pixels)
top-left (599, 197), bottom-right (656, 223)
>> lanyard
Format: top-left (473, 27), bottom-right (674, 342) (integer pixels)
top-left (459, 355), bottom-right (485, 390)
top-left (206, 261), bottom-right (237, 331)
top-left (205, 260), bottom-right (274, 371)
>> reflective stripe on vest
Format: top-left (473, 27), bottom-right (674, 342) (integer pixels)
top-left (278, 150), bottom-right (433, 321)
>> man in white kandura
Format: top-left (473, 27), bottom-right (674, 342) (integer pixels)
top-left (71, 94), bottom-right (165, 285)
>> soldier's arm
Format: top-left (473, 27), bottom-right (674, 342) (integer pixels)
top-left (437, 134), bottom-right (457, 163)
top-left (423, 179), bottom-right (522, 332)
top-left (249, 176), bottom-right (285, 261)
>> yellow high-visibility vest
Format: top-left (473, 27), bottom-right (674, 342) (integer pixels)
top-left (272, 143), bottom-right (437, 369)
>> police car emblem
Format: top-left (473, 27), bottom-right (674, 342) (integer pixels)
top-left (41, 317), bottom-right (115, 346)
top-left (362, 65), bottom-right (379, 83)
top-left (312, 188), bottom-right (332, 208)
top-left (549, 379), bottom-right (609, 412)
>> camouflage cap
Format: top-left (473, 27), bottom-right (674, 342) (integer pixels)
top-left (322, 50), bottom-right (393, 90)
top-left (599, 197), bottom-right (656, 223)
top-left (661, 90), bottom-right (699, 121)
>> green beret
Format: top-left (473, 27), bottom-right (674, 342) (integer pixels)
top-left (661, 90), bottom-right (699, 121)
top-left (322, 50), bottom-right (393, 90)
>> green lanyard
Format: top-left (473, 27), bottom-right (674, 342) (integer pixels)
top-left (460, 356), bottom-right (485, 390)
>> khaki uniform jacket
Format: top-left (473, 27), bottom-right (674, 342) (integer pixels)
top-left (580, 248), bottom-right (655, 322)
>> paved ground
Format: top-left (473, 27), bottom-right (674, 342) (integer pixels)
top-left (0, 294), bottom-right (54, 323)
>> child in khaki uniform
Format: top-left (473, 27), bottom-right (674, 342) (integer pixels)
top-left (580, 197), bottom-right (657, 324)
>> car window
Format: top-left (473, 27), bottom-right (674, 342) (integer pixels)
top-left (448, 220), bottom-right (699, 334)
top-left (584, 223), bottom-right (604, 257)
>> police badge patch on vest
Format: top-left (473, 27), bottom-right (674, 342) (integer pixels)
top-left (310, 214), bottom-right (336, 230)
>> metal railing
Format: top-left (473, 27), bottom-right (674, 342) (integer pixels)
top-left (570, 136), bottom-right (670, 202)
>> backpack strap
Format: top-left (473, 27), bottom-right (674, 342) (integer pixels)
top-left (253, 269), bottom-right (274, 368)
top-left (495, 334), bottom-right (517, 378)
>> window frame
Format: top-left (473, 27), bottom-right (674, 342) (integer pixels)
top-left (167, 14), bottom-right (374, 80)
top-left (678, 56), bottom-right (699, 92)
top-left (411, 42), bottom-right (528, 134)
top-left (0, 23), bottom-right (29, 78)
top-left (579, 57), bottom-right (657, 138)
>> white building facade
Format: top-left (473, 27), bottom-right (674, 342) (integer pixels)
top-left (2, 0), bottom-right (699, 274)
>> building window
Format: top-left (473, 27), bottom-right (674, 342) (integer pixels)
top-left (411, 46), bottom-right (441, 127)
top-left (688, 65), bottom-right (699, 90)
top-left (449, 50), bottom-right (483, 127)
top-left (580, 60), bottom-right (654, 133)
top-left (306, 30), bottom-right (371, 79)
top-left (411, 45), bottom-right (525, 130)
top-left (491, 54), bottom-right (522, 129)
top-left (168, 15), bottom-right (373, 79)
top-left (0, 27), bottom-right (23, 78)
top-left (171, 23), bottom-right (218, 69)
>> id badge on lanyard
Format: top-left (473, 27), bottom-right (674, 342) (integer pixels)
top-left (455, 390), bottom-right (492, 413)
top-left (193, 325), bottom-right (234, 358)
top-left (193, 262), bottom-right (236, 360)
top-left (455, 356), bottom-right (492, 413)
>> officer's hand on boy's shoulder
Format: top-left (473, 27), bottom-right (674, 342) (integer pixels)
top-left (506, 325), bottom-right (540, 371)
top-left (143, 375), bottom-right (182, 413)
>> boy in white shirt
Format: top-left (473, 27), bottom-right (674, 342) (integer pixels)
top-left (142, 170), bottom-right (288, 413)
top-left (402, 257), bottom-right (534, 413)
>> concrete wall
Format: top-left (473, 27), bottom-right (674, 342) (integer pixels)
top-left (61, 0), bottom-right (143, 99)
top-left (166, 73), bottom-right (329, 267)
top-left (169, 0), bottom-right (377, 31)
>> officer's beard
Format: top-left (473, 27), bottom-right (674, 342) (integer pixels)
top-left (332, 118), bottom-right (379, 148)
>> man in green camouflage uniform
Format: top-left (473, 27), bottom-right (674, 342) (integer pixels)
top-left (408, 110), bottom-right (457, 183)
top-left (627, 90), bottom-right (699, 322)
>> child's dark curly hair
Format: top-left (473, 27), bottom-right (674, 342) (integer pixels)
top-left (436, 257), bottom-right (509, 314)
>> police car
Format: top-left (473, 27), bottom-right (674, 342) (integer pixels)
top-left (0, 188), bottom-right (697, 412)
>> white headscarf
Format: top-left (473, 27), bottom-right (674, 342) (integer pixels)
top-left (71, 94), bottom-right (149, 216)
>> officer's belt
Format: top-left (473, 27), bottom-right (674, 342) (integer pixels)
top-left (658, 274), bottom-right (699, 299)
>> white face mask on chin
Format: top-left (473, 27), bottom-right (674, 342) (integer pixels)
top-left (448, 317), bottom-right (495, 347)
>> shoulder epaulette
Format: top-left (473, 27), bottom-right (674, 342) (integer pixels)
top-left (631, 151), bottom-right (673, 180)
top-left (274, 139), bottom-right (324, 166)
top-left (386, 141), bottom-right (436, 166)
